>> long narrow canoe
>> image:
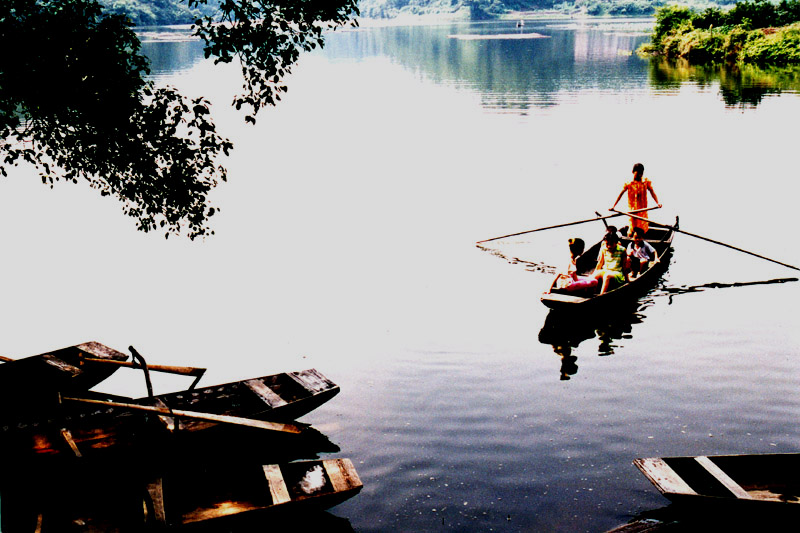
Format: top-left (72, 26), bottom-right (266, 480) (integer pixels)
top-left (541, 219), bottom-right (677, 311)
top-left (0, 342), bottom-right (128, 409)
top-left (1, 369), bottom-right (339, 458)
top-left (2, 458), bottom-right (362, 530)
top-left (634, 453), bottom-right (800, 510)
top-left (145, 458), bottom-right (363, 526)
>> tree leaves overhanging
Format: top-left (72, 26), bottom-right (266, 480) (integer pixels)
top-left (0, 0), bottom-right (359, 239)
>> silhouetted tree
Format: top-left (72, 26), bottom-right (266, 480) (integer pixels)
top-left (0, 0), bottom-right (358, 238)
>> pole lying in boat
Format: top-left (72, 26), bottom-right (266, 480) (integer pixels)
top-left (476, 206), bottom-right (661, 244)
top-left (611, 209), bottom-right (800, 272)
top-left (63, 396), bottom-right (305, 434)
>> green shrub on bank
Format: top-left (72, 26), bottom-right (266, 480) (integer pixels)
top-left (643, 0), bottom-right (800, 65)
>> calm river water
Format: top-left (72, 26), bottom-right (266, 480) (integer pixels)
top-left (2, 18), bottom-right (800, 532)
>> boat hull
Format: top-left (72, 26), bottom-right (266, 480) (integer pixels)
top-left (635, 453), bottom-right (800, 511)
top-left (541, 221), bottom-right (676, 311)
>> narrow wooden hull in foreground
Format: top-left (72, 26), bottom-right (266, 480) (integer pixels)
top-left (634, 453), bottom-right (800, 510)
top-left (1, 369), bottom-right (340, 458)
top-left (145, 458), bottom-right (363, 527)
top-left (0, 342), bottom-right (128, 407)
top-left (541, 220), bottom-right (676, 311)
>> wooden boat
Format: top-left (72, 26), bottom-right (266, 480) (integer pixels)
top-left (144, 458), bottom-right (363, 526)
top-left (2, 458), bottom-right (362, 530)
top-left (634, 452), bottom-right (800, 510)
top-left (1, 369), bottom-right (340, 458)
top-left (541, 219), bottom-right (677, 310)
top-left (0, 342), bottom-right (128, 412)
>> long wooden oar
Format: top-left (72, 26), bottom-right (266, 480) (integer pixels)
top-left (63, 396), bottom-right (304, 434)
top-left (80, 358), bottom-right (206, 379)
top-left (612, 209), bottom-right (800, 272)
top-left (0, 355), bottom-right (13, 362)
top-left (477, 206), bottom-right (661, 244)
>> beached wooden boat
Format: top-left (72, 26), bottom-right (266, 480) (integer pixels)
top-left (0, 342), bottom-right (128, 411)
top-left (541, 219), bottom-right (677, 310)
top-left (634, 453), bottom-right (800, 510)
top-left (144, 458), bottom-right (363, 526)
top-left (1, 369), bottom-right (339, 458)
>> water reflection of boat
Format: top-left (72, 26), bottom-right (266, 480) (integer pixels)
top-left (538, 305), bottom-right (645, 379)
top-left (635, 453), bottom-right (800, 511)
top-left (541, 220), bottom-right (676, 311)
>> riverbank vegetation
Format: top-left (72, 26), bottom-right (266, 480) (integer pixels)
top-left (640, 0), bottom-right (800, 64)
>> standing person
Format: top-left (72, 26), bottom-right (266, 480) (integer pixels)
top-left (611, 163), bottom-right (661, 236)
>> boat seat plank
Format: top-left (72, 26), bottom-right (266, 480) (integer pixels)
top-left (41, 355), bottom-right (82, 377)
top-left (540, 293), bottom-right (589, 304)
top-left (151, 398), bottom-right (176, 431)
top-left (288, 369), bottom-right (335, 393)
top-left (146, 478), bottom-right (167, 525)
top-left (263, 464), bottom-right (292, 505)
top-left (634, 458), bottom-right (697, 496)
top-left (244, 379), bottom-right (288, 408)
top-left (75, 342), bottom-right (127, 361)
top-left (694, 456), bottom-right (752, 499)
top-left (59, 428), bottom-right (82, 458)
top-left (323, 458), bottom-right (362, 493)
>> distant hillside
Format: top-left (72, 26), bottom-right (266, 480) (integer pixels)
top-left (101, 0), bottom-right (741, 26)
top-left (357, 0), bottom-right (738, 19)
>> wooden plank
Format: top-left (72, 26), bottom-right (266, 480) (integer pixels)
top-left (634, 458), bottom-right (697, 496)
top-left (59, 428), bottom-right (82, 458)
top-left (151, 398), bottom-right (176, 432)
top-left (323, 459), bottom-right (362, 493)
top-left (40, 354), bottom-right (82, 377)
top-left (146, 478), bottom-right (167, 524)
top-left (694, 456), bottom-right (752, 499)
top-left (263, 464), bottom-right (292, 505)
top-left (288, 369), bottom-right (335, 393)
top-left (76, 342), bottom-right (127, 362)
top-left (244, 379), bottom-right (288, 408)
top-left (540, 293), bottom-right (588, 304)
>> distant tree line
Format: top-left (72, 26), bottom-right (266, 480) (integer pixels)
top-left (99, 0), bottom-right (219, 26)
top-left (642, 0), bottom-right (800, 64)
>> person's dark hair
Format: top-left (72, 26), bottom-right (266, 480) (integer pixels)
top-left (607, 226), bottom-right (618, 234)
top-left (568, 237), bottom-right (585, 257)
top-left (604, 232), bottom-right (618, 244)
top-left (632, 227), bottom-right (645, 239)
top-left (632, 163), bottom-right (644, 174)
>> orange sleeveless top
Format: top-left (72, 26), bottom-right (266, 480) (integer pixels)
top-left (625, 178), bottom-right (651, 233)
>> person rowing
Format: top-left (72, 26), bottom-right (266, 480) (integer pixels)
top-left (611, 162), bottom-right (661, 237)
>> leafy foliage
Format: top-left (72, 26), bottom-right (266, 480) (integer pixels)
top-left (643, 0), bottom-right (800, 65)
top-left (0, 0), bottom-right (358, 238)
top-left (190, 0), bottom-right (359, 124)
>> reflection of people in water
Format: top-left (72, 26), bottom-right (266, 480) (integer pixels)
top-left (539, 307), bottom-right (643, 378)
top-left (553, 344), bottom-right (578, 380)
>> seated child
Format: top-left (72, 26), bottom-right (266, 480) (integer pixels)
top-left (556, 237), bottom-right (598, 292)
top-left (626, 226), bottom-right (658, 277)
top-left (592, 231), bottom-right (626, 294)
